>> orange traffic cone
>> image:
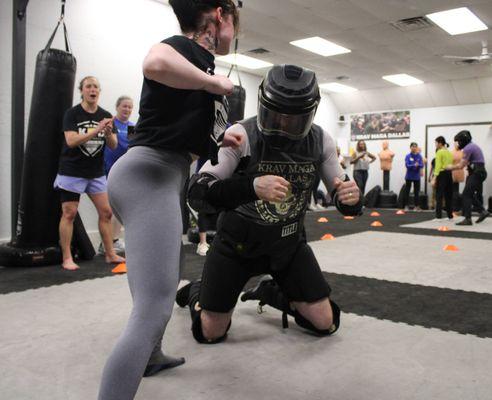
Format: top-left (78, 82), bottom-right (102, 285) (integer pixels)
top-left (318, 217), bottom-right (329, 223)
top-left (370, 211), bottom-right (381, 217)
top-left (321, 234), bottom-right (335, 240)
top-left (344, 216), bottom-right (355, 220)
top-left (371, 221), bottom-right (383, 227)
top-left (396, 210), bottom-right (405, 215)
top-left (438, 226), bottom-right (451, 232)
top-left (443, 245), bottom-right (459, 252)
top-left (112, 263), bottom-right (127, 274)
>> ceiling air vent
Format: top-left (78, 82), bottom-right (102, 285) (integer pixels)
top-left (454, 59), bottom-right (481, 65)
top-left (391, 16), bottom-right (435, 32)
top-left (247, 48), bottom-right (270, 54)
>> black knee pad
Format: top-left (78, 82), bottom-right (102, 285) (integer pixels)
top-left (191, 309), bottom-right (230, 344)
top-left (294, 299), bottom-right (341, 336)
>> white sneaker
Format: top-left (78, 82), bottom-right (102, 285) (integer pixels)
top-left (113, 239), bottom-right (125, 253)
top-left (196, 242), bottom-right (210, 256)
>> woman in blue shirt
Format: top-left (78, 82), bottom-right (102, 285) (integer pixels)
top-left (402, 142), bottom-right (424, 210)
top-left (99, 96), bottom-right (135, 254)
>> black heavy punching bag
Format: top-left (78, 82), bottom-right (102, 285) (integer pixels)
top-left (0, 9), bottom-right (93, 267)
top-left (225, 47), bottom-right (246, 124)
top-left (226, 84), bottom-right (246, 124)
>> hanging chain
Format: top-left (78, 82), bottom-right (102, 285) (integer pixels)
top-left (59, 0), bottom-right (66, 22)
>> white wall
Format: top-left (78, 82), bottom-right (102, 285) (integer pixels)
top-left (314, 95), bottom-right (341, 138)
top-left (338, 103), bottom-right (492, 197)
top-left (0, 0), bottom-right (262, 241)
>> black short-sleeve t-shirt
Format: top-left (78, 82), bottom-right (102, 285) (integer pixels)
top-left (130, 35), bottom-right (229, 160)
top-left (58, 104), bottom-right (112, 178)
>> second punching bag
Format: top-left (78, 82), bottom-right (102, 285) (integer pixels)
top-left (226, 85), bottom-right (246, 124)
top-left (226, 62), bottom-right (246, 124)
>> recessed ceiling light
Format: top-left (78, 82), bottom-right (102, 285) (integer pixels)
top-left (290, 37), bottom-right (351, 57)
top-left (319, 83), bottom-right (358, 93)
top-left (382, 74), bottom-right (424, 86)
top-left (216, 54), bottom-right (273, 69)
top-left (426, 7), bottom-right (488, 35)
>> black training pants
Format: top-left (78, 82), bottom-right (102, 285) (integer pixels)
top-left (435, 170), bottom-right (453, 219)
top-left (462, 171), bottom-right (487, 219)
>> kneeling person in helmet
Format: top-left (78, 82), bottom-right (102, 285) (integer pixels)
top-left (179, 64), bottom-right (363, 343)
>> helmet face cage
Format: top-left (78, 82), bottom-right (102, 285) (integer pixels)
top-left (257, 100), bottom-right (318, 140)
top-left (257, 65), bottom-right (320, 140)
top-left (454, 130), bottom-right (472, 150)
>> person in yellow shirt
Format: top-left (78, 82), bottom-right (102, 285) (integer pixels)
top-left (433, 136), bottom-right (454, 219)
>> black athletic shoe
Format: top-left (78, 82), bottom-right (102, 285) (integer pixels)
top-left (240, 276), bottom-right (276, 304)
top-left (476, 211), bottom-right (490, 224)
top-left (456, 218), bottom-right (473, 226)
top-left (176, 282), bottom-right (193, 308)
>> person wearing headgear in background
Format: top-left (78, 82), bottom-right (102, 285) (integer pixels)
top-left (177, 64), bottom-right (363, 345)
top-left (432, 136), bottom-right (453, 220)
top-left (446, 130), bottom-right (489, 225)
top-left (98, 1), bottom-right (240, 399)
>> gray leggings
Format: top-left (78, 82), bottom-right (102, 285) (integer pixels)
top-left (98, 146), bottom-right (189, 400)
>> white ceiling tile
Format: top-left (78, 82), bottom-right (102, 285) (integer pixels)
top-left (340, 92), bottom-right (372, 114)
top-left (327, 93), bottom-right (352, 114)
top-left (451, 79), bottom-right (484, 105)
top-left (426, 81), bottom-right (459, 107)
top-left (348, 0), bottom-right (427, 21)
top-left (360, 90), bottom-right (391, 111)
top-left (404, 84), bottom-right (434, 108)
top-left (435, 65), bottom-right (492, 81)
top-left (477, 76), bottom-right (492, 103)
top-left (382, 87), bottom-right (412, 110)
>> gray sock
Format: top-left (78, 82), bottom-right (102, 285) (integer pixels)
top-left (145, 339), bottom-right (185, 377)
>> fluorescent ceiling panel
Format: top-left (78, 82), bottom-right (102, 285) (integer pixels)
top-left (382, 74), bottom-right (424, 86)
top-left (216, 54), bottom-right (273, 69)
top-left (320, 82), bottom-right (358, 93)
top-left (290, 36), bottom-right (351, 57)
top-left (426, 7), bottom-right (488, 35)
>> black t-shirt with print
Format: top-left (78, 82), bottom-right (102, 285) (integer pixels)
top-left (58, 104), bottom-right (112, 178)
top-left (130, 35), bottom-right (228, 161)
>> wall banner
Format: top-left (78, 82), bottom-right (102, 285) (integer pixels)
top-left (350, 111), bottom-right (410, 141)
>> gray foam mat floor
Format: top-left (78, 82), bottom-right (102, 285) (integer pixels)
top-left (1, 277), bottom-right (491, 400)
top-left (2, 209), bottom-right (492, 399)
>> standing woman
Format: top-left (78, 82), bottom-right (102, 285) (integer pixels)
top-left (54, 76), bottom-right (125, 271)
top-left (98, 96), bottom-right (135, 254)
top-left (432, 136), bottom-right (453, 220)
top-left (402, 142), bottom-right (424, 210)
top-left (350, 140), bottom-right (376, 195)
top-left (98, 2), bottom-right (240, 399)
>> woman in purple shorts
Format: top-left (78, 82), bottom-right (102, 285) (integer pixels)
top-left (54, 76), bottom-right (125, 270)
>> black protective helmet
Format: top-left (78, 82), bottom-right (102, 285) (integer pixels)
top-left (454, 130), bottom-right (472, 150)
top-left (257, 64), bottom-right (320, 140)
